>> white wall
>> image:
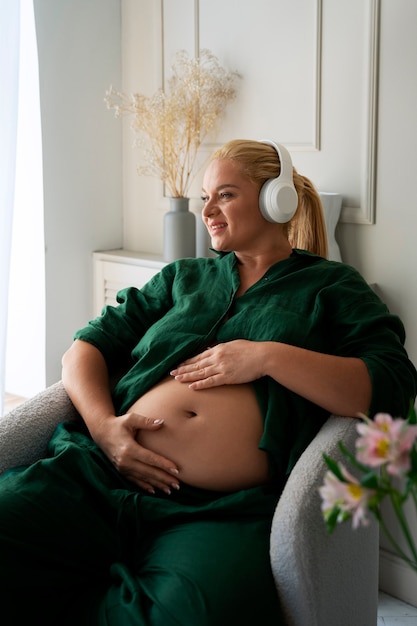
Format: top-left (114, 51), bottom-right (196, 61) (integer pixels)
top-left (33, 0), bottom-right (123, 386)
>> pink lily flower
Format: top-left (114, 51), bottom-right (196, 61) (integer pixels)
top-left (355, 413), bottom-right (417, 476)
top-left (319, 463), bottom-right (375, 529)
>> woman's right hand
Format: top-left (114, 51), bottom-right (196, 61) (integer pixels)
top-left (62, 341), bottom-right (180, 494)
top-left (93, 411), bottom-right (180, 494)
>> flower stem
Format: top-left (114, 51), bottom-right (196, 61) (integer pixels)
top-left (385, 487), bottom-right (417, 571)
top-left (411, 484), bottom-right (417, 511)
top-left (375, 508), bottom-right (417, 573)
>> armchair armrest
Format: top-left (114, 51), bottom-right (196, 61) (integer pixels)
top-left (270, 416), bottom-right (379, 626)
top-left (0, 381), bottom-right (80, 474)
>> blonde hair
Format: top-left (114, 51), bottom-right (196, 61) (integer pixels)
top-left (211, 139), bottom-right (328, 258)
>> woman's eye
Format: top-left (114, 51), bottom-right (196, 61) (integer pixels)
top-left (201, 191), bottom-right (232, 204)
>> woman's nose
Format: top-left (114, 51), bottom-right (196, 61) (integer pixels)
top-left (202, 198), bottom-right (218, 218)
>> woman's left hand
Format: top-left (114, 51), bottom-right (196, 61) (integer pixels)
top-left (170, 338), bottom-right (372, 417)
top-left (170, 340), bottom-right (264, 389)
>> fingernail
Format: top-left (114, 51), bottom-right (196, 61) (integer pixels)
top-left (171, 483), bottom-right (180, 490)
top-left (169, 468), bottom-right (179, 475)
top-left (163, 487), bottom-right (171, 495)
top-left (170, 369), bottom-right (177, 376)
top-left (153, 419), bottom-right (164, 425)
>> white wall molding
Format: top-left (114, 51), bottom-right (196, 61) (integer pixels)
top-left (379, 548), bottom-right (417, 607)
top-left (339, 0), bottom-right (380, 225)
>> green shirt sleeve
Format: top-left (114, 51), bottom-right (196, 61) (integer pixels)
top-left (73, 263), bottom-right (176, 373)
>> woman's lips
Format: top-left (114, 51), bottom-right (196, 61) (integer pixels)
top-left (209, 222), bottom-right (227, 234)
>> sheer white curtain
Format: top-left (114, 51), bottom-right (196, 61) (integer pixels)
top-left (1, 0), bottom-right (44, 414)
top-left (0, 1), bottom-right (21, 415)
top-left (6, 0), bottom-right (45, 403)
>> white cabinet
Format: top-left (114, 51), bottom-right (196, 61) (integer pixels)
top-left (93, 250), bottom-right (166, 316)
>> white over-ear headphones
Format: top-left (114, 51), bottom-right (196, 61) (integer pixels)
top-left (258, 140), bottom-right (298, 223)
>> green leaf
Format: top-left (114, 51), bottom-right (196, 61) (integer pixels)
top-left (408, 446), bottom-right (417, 481)
top-left (407, 402), bottom-right (417, 425)
top-left (323, 455), bottom-right (346, 482)
top-left (368, 494), bottom-right (385, 512)
top-left (338, 442), bottom-right (372, 473)
top-left (325, 507), bottom-right (342, 533)
top-left (360, 471), bottom-right (380, 490)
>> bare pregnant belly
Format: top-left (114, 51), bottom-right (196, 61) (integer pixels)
top-left (128, 376), bottom-right (270, 491)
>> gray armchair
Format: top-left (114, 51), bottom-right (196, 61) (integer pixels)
top-left (0, 382), bottom-right (379, 625)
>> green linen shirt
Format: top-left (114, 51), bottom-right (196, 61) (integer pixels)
top-left (74, 249), bottom-right (417, 484)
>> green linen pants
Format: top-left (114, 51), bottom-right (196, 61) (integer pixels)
top-left (0, 422), bottom-right (284, 626)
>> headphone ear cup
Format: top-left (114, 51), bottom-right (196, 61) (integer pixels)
top-left (258, 140), bottom-right (298, 223)
top-left (259, 178), bottom-right (299, 223)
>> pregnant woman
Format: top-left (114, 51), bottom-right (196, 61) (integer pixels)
top-left (0, 139), bottom-right (416, 626)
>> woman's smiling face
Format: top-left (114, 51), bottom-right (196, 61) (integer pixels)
top-left (201, 158), bottom-right (273, 254)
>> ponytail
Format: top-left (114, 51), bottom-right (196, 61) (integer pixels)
top-left (287, 172), bottom-right (328, 258)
